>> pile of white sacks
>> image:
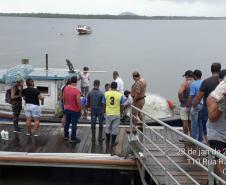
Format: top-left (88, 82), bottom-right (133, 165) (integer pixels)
top-left (142, 93), bottom-right (174, 119)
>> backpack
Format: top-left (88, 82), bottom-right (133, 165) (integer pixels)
top-left (5, 89), bottom-right (12, 104)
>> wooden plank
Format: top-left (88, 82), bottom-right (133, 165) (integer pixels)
top-left (0, 124), bottom-right (127, 157)
top-left (115, 128), bottom-right (126, 156)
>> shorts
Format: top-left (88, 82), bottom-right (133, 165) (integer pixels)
top-left (81, 86), bottom-right (89, 96)
top-left (25, 104), bottom-right (41, 118)
top-left (209, 140), bottom-right (226, 154)
top-left (105, 115), bottom-right (120, 135)
top-left (180, 107), bottom-right (190, 121)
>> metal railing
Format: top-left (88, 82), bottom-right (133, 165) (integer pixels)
top-left (129, 105), bottom-right (226, 185)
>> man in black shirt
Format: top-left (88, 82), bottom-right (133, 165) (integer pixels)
top-left (193, 63), bottom-right (221, 143)
top-left (22, 78), bottom-right (44, 136)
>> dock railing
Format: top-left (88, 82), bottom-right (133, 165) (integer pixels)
top-left (129, 105), bottom-right (226, 185)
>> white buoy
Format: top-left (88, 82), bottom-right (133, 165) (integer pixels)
top-left (5, 131), bottom-right (9, 140)
top-left (1, 130), bottom-right (5, 139)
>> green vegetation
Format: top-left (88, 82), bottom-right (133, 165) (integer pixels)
top-left (0, 13), bottom-right (225, 20)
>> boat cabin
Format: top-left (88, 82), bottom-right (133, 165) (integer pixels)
top-left (0, 62), bottom-right (80, 117)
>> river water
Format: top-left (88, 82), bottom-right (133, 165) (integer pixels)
top-left (0, 17), bottom-right (226, 102)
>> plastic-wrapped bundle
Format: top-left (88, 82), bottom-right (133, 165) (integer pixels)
top-left (4, 64), bottom-right (33, 84)
top-left (142, 93), bottom-right (173, 119)
top-left (210, 77), bottom-right (226, 101)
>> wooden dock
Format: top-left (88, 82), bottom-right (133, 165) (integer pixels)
top-left (0, 123), bottom-right (136, 170)
top-left (0, 121), bottom-right (214, 185)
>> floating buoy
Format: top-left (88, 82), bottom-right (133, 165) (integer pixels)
top-left (167, 99), bottom-right (174, 110)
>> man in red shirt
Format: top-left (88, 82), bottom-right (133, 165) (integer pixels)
top-left (63, 76), bottom-right (82, 143)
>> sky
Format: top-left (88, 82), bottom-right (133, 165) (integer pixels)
top-left (0, 0), bottom-right (226, 17)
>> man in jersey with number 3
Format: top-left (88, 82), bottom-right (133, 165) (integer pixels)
top-left (102, 82), bottom-right (125, 148)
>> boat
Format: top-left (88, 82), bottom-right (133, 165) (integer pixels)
top-left (0, 59), bottom-right (81, 122)
top-left (76, 25), bottom-right (92, 34)
top-left (0, 59), bottom-right (181, 125)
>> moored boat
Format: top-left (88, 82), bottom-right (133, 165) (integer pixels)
top-left (0, 59), bottom-right (80, 122)
top-left (76, 25), bottom-right (92, 34)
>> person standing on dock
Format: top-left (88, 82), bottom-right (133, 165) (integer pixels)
top-left (187, 70), bottom-right (203, 142)
top-left (80, 66), bottom-right (90, 119)
top-left (63, 76), bottom-right (82, 143)
top-left (193, 62), bottom-right (221, 144)
top-left (206, 69), bottom-right (226, 180)
top-left (87, 80), bottom-right (104, 143)
top-left (59, 79), bottom-right (71, 128)
top-left (80, 66), bottom-right (90, 97)
top-left (11, 77), bottom-right (24, 133)
top-left (113, 71), bottom-right (124, 93)
top-left (130, 71), bottom-right (147, 132)
top-left (178, 70), bottom-right (193, 137)
top-left (22, 78), bottom-right (44, 136)
top-left (103, 82), bottom-right (125, 149)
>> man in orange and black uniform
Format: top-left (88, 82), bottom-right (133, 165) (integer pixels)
top-left (130, 71), bottom-right (147, 133)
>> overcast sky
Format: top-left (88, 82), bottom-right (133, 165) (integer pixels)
top-left (0, 0), bottom-right (226, 16)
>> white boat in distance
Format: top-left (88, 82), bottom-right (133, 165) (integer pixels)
top-left (76, 25), bottom-right (92, 34)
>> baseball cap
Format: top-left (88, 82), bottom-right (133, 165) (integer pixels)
top-left (182, 70), bottom-right (193, 77)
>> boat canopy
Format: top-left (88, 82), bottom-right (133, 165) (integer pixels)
top-left (0, 64), bottom-right (80, 84)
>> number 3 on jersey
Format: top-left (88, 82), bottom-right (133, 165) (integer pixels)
top-left (110, 96), bottom-right (115, 105)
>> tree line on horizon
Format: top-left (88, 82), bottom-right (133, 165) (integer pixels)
top-left (0, 13), bottom-right (225, 20)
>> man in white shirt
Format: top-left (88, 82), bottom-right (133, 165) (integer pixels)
top-left (113, 71), bottom-right (124, 93)
top-left (121, 90), bottom-right (133, 122)
top-left (80, 66), bottom-right (90, 97)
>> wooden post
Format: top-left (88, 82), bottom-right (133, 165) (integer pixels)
top-left (46, 54), bottom-right (48, 70)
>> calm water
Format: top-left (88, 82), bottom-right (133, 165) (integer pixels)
top-left (0, 17), bottom-right (226, 102)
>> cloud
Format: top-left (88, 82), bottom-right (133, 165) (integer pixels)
top-left (148, 0), bottom-right (226, 3)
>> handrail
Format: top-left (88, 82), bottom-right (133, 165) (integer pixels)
top-left (129, 105), bottom-right (226, 185)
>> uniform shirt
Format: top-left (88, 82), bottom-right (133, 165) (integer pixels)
top-left (131, 78), bottom-right (147, 100)
top-left (114, 77), bottom-right (124, 93)
top-left (64, 86), bottom-right (81, 112)
top-left (102, 90), bottom-right (125, 116)
top-left (22, 87), bottom-right (40, 106)
top-left (81, 73), bottom-right (90, 87)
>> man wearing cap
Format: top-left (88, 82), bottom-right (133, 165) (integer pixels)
top-left (131, 71), bottom-right (147, 131)
top-left (11, 78), bottom-right (24, 133)
top-left (193, 63), bottom-right (221, 144)
top-left (187, 70), bottom-right (203, 142)
top-left (178, 70), bottom-right (194, 137)
top-left (113, 71), bottom-right (124, 93)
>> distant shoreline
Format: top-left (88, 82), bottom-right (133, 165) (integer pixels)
top-left (0, 13), bottom-right (226, 20)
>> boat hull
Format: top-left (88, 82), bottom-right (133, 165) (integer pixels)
top-left (0, 109), bottom-right (182, 126)
top-left (77, 29), bottom-right (92, 34)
